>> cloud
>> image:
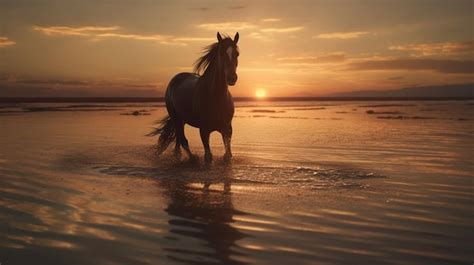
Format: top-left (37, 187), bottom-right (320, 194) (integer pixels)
top-left (33, 25), bottom-right (211, 45)
top-left (0, 85), bottom-right (161, 97)
top-left (277, 53), bottom-right (346, 64)
top-left (315, 31), bottom-right (370, 40)
top-left (389, 40), bottom-right (474, 56)
top-left (197, 21), bottom-right (303, 39)
top-left (0, 37), bottom-right (15, 47)
top-left (95, 32), bottom-right (170, 41)
top-left (248, 26), bottom-right (304, 41)
top-left (260, 26), bottom-right (304, 33)
top-left (197, 22), bottom-right (256, 31)
top-left (33, 26), bottom-right (120, 36)
top-left (248, 32), bottom-right (271, 41)
top-left (347, 58), bottom-right (474, 74)
top-left (172, 37), bottom-right (214, 42)
top-left (0, 75), bottom-right (162, 97)
top-left (15, 78), bottom-right (90, 86)
top-left (238, 67), bottom-right (297, 74)
top-left (261, 18), bottom-right (281, 22)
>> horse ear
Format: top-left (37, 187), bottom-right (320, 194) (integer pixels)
top-left (234, 32), bottom-right (239, 44)
top-left (217, 32), bottom-right (223, 42)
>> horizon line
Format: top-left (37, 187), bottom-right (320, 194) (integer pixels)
top-left (0, 96), bottom-right (472, 103)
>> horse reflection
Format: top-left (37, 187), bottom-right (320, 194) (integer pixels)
top-left (160, 165), bottom-right (247, 265)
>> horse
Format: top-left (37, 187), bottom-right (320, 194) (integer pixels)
top-left (149, 32), bottom-right (240, 164)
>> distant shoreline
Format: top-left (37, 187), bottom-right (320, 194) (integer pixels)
top-left (0, 97), bottom-right (472, 103)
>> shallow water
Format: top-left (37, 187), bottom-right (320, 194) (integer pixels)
top-left (0, 100), bottom-right (473, 265)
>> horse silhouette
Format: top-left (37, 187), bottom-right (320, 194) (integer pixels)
top-left (150, 32), bottom-right (240, 164)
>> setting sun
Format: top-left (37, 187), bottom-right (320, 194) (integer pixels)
top-left (255, 89), bottom-right (267, 98)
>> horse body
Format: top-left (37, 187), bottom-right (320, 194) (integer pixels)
top-left (151, 32), bottom-right (239, 164)
top-left (166, 73), bottom-right (200, 127)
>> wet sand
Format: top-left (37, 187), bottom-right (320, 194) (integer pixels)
top-left (0, 101), bottom-right (473, 265)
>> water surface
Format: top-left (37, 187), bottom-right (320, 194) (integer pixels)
top-left (0, 100), bottom-right (472, 265)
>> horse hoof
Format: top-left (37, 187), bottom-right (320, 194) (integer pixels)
top-left (188, 154), bottom-right (199, 163)
top-left (204, 153), bottom-right (213, 164)
top-left (223, 153), bottom-right (233, 162)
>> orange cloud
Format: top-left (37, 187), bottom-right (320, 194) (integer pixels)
top-left (315, 31), bottom-right (370, 40)
top-left (33, 26), bottom-right (120, 36)
top-left (0, 37), bottom-right (16, 47)
top-left (197, 21), bottom-right (303, 35)
top-left (197, 22), bottom-right (256, 31)
top-left (261, 18), bottom-right (281, 22)
top-left (389, 40), bottom-right (474, 56)
top-left (260, 26), bottom-right (304, 33)
top-left (277, 53), bottom-right (346, 64)
top-left (95, 32), bottom-right (170, 41)
top-left (248, 32), bottom-right (271, 41)
top-left (172, 37), bottom-right (214, 42)
top-left (33, 25), bottom-right (211, 45)
top-left (347, 58), bottom-right (474, 74)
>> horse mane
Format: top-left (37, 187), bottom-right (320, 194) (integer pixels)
top-left (193, 34), bottom-right (234, 75)
top-left (193, 42), bottom-right (219, 75)
top-left (191, 35), bottom-right (235, 117)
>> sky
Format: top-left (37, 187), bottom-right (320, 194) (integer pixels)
top-left (0, 0), bottom-right (473, 97)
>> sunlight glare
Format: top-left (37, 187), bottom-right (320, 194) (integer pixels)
top-left (255, 89), bottom-right (267, 98)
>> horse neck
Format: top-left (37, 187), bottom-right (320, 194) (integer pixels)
top-left (203, 60), bottom-right (228, 99)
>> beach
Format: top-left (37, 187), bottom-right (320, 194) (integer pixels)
top-left (0, 100), bottom-right (472, 265)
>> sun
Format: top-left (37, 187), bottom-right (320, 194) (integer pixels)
top-left (255, 89), bottom-right (267, 98)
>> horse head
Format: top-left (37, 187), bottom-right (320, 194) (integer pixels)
top-left (217, 32), bottom-right (239, 86)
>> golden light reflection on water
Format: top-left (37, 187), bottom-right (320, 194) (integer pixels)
top-left (7, 235), bottom-right (34, 245)
top-left (290, 211), bottom-right (322, 218)
top-left (273, 245), bottom-right (311, 255)
top-left (81, 227), bottom-right (117, 241)
top-left (10, 222), bottom-right (48, 233)
top-left (384, 212), bottom-right (451, 224)
top-left (240, 243), bottom-right (265, 250)
top-left (233, 216), bottom-right (279, 225)
top-left (0, 241), bottom-right (25, 249)
top-left (232, 224), bottom-right (276, 232)
top-left (34, 238), bottom-right (77, 249)
top-left (319, 208), bottom-right (358, 217)
top-left (285, 224), bottom-right (344, 235)
top-left (320, 245), bottom-right (385, 257)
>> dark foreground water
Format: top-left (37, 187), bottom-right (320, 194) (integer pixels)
top-left (0, 100), bottom-right (473, 265)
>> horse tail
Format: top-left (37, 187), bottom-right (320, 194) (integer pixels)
top-left (147, 115), bottom-right (176, 155)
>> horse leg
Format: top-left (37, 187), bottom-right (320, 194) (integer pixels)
top-left (175, 121), bottom-right (194, 160)
top-left (221, 124), bottom-right (233, 161)
top-left (200, 128), bottom-right (212, 164)
top-left (173, 138), bottom-right (182, 159)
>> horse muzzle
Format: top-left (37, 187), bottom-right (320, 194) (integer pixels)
top-left (228, 74), bottom-right (238, 86)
